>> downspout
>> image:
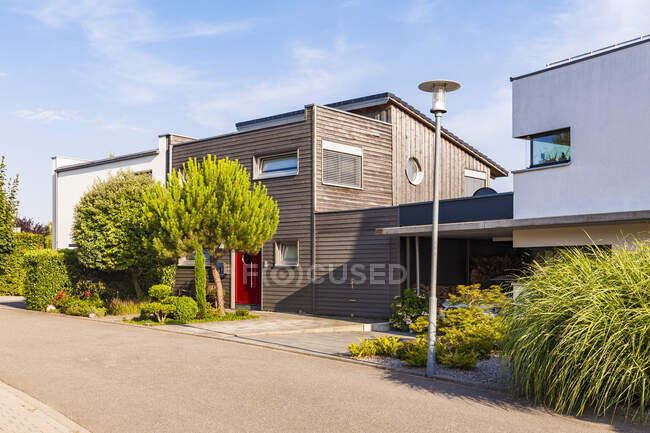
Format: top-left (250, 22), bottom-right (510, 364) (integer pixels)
top-left (311, 105), bottom-right (317, 314)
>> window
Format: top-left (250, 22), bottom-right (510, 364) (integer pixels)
top-left (254, 152), bottom-right (298, 179)
top-left (406, 157), bottom-right (423, 185)
top-left (463, 169), bottom-right (486, 196)
top-left (530, 129), bottom-right (570, 167)
top-left (322, 140), bottom-right (362, 189)
top-left (274, 241), bottom-right (298, 266)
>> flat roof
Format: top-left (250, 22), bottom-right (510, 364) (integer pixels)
top-left (54, 149), bottom-right (159, 173)
top-left (511, 35), bottom-right (650, 82)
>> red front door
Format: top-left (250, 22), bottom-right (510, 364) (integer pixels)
top-left (235, 252), bottom-right (261, 305)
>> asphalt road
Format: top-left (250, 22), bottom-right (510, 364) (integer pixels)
top-left (0, 307), bottom-right (644, 433)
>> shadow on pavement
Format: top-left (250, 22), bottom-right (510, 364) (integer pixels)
top-left (0, 296), bottom-right (26, 309)
top-left (381, 368), bottom-right (647, 433)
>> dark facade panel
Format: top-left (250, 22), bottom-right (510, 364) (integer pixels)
top-left (171, 114), bottom-right (314, 313)
top-left (399, 192), bottom-right (514, 226)
top-left (315, 207), bottom-right (400, 318)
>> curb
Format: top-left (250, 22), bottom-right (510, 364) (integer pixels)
top-left (0, 305), bottom-right (508, 395)
top-left (0, 379), bottom-right (92, 433)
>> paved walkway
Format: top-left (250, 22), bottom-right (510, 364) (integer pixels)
top-left (0, 306), bottom-right (644, 433)
top-left (0, 380), bottom-right (89, 433)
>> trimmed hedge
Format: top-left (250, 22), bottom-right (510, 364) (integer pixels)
top-left (23, 249), bottom-right (69, 311)
top-left (0, 232), bottom-right (47, 295)
top-left (170, 296), bottom-right (198, 323)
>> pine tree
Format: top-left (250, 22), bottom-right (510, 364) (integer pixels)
top-left (144, 156), bottom-right (279, 315)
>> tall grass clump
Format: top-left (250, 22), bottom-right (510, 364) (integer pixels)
top-left (501, 241), bottom-right (650, 421)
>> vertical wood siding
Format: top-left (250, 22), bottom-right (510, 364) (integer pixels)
top-left (389, 105), bottom-right (491, 205)
top-left (314, 207), bottom-right (400, 318)
top-left (171, 113), bottom-right (314, 313)
top-left (314, 106), bottom-right (394, 211)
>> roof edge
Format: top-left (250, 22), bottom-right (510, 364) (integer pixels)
top-left (55, 149), bottom-right (159, 173)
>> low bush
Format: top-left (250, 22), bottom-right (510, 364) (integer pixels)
top-left (107, 298), bottom-right (144, 316)
top-left (389, 288), bottom-right (428, 331)
top-left (22, 250), bottom-right (69, 311)
top-left (348, 336), bottom-right (403, 358)
top-left (139, 264), bottom-right (176, 295)
top-left (235, 308), bottom-right (249, 317)
top-left (501, 242), bottom-right (650, 421)
top-left (169, 296), bottom-right (198, 323)
top-left (396, 336), bottom-right (428, 367)
top-left (140, 302), bottom-right (174, 322)
top-left (148, 284), bottom-right (172, 302)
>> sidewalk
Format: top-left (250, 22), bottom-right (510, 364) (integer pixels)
top-left (0, 380), bottom-right (90, 433)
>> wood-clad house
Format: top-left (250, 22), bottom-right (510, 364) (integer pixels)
top-left (171, 93), bottom-right (507, 318)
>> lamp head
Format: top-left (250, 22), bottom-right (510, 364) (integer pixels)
top-left (418, 80), bottom-right (461, 114)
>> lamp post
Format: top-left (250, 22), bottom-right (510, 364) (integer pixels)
top-left (418, 79), bottom-right (461, 378)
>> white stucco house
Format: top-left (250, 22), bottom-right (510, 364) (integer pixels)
top-left (51, 134), bottom-right (193, 250)
top-left (510, 35), bottom-right (650, 248)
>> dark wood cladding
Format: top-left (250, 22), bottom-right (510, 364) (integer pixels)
top-left (314, 106), bottom-right (393, 212)
top-left (174, 265), bottom-right (231, 306)
top-left (171, 112), bottom-right (314, 313)
top-left (314, 207), bottom-right (400, 318)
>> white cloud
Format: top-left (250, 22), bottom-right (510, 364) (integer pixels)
top-left (19, 0), bottom-right (252, 104)
top-left (188, 38), bottom-right (378, 131)
top-left (0, 72), bottom-right (7, 78)
top-left (517, 0), bottom-right (650, 70)
top-left (399, 0), bottom-right (437, 24)
top-left (14, 108), bottom-right (79, 122)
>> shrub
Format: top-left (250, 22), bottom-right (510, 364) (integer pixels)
top-left (22, 250), bottom-right (69, 311)
top-left (58, 298), bottom-right (105, 317)
top-left (501, 242), bottom-right (650, 421)
top-left (0, 232), bottom-right (46, 295)
top-left (194, 247), bottom-right (207, 318)
top-left (107, 298), bottom-right (144, 316)
top-left (148, 284), bottom-right (172, 302)
top-left (140, 302), bottom-right (174, 322)
top-left (69, 279), bottom-right (107, 303)
top-left (389, 288), bottom-right (428, 331)
top-left (348, 336), bottom-right (403, 358)
top-left (396, 336), bottom-right (428, 367)
top-left (0, 156), bottom-right (19, 271)
top-left (139, 264), bottom-right (176, 295)
top-left (235, 308), bottom-right (249, 317)
top-left (169, 296), bottom-right (198, 323)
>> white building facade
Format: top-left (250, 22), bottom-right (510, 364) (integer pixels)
top-left (510, 37), bottom-right (650, 248)
top-left (51, 134), bottom-right (192, 250)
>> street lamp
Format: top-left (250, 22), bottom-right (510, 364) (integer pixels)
top-left (418, 79), bottom-right (461, 378)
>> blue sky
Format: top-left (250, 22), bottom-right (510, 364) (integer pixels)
top-left (1, 0), bottom-right (649, 222)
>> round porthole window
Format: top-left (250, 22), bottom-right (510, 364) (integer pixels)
top-left (242, 253), bottom-right (252, 265)
top-left (406, 157), bottom-right (423, 185)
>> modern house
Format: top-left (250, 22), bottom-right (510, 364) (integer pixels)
top-left (378, 36), bottom-right (650, 298)
top-left (169, 92), bottom-right (508, 317)
top-left (51, 134), bottom-right (194, 250)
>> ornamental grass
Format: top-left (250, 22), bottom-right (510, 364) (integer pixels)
top-left (501, 240), bottom-right (650, 421)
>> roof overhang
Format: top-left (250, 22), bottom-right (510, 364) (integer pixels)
top-left (377, 209), bottom-right (650, 239)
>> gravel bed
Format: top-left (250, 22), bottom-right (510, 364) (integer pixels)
top-left (359, 355), bottom-right (510, 391)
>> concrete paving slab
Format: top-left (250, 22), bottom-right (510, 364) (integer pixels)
top-left (0, 380), bottom-right (90, 433)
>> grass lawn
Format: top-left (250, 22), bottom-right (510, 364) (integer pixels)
top-left (124, 311), bottom-right (259, 326)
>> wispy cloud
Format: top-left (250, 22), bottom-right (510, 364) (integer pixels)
top-left (399, 0), bottom-right (437, 24)
top-left (517, 0), bottom-right (650, 70)
top-left (18, 0), bottom-right (253, 104)
top-left (14, 108), bottom-right (79, 122)
top-left (444, 0), bottom-right (650, 192)
top-left (188, 38), bottom-right (378, 131)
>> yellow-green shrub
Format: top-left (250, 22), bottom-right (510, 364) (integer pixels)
top-left (22, 249), bottom-right (69, 311)
top-left (0, 232), bottom-right (47, 295)
top-left (348, 336), bottom-right (403, 358)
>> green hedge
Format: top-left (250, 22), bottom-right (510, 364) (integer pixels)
top-left (23, 249), bottom-right (69, 311)
top-left (0, 232), bottom-right (47, 295)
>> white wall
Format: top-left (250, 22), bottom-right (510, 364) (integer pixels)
top-left (512, 41), bottom-right (650, 219)
top-left (52, 138), bottom-right (167, 250)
